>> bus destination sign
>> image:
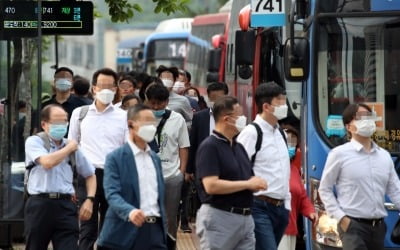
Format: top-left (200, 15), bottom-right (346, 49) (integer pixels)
top-left (0, 1), bottom-right (93, 39)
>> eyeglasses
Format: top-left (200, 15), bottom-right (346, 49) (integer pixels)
top-left (96, 83), bottom-right (116, 89)
top-left (119, 83), bottom-right (134, 89)
top-left (354, 111), bottom-right (377, 121)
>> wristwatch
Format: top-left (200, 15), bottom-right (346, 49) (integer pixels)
top-left (86, 196), bottom-right (95, 202)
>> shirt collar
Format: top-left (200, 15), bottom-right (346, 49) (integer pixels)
top-left (350, 138), bottom-right (379, 152)
top-left (212, 130), bottom-right (237, 145)
top-left (46, 135), bottom-right (66, 148)
top-left (254, 114), bottom-right (278, 130)
top-left (127, 138), bottom-right (151, 155)
top-left (89, 101), bottom-right (115, 113)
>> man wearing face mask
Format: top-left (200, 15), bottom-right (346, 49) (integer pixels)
top-left (156, 65), bottom-right (193, 128)
top-left (68, 68), bottom-right (128, 250)
top-left (24, 104), bottom-right (96, 250)
top-left (319, 103), bottom-right (400, 250)
top-left (42, 67), bottom-right (87, 121)
top-left (237, 82), bottom-right (291, 250)
top-left (145, 83), bottom-right (190, 250)
top-left (196, 96), bottom-right (267, 250)
top-left (98, 104), bottom-right (167, 249)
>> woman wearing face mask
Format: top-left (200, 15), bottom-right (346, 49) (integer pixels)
top-left (183, 87), bottom-right (208, 111)
top-left (319, 103), bottom-right (400, 250)
top-left (278, 125), bottom-right (318, 250)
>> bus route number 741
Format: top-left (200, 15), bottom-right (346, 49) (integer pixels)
top-left (254, 0), bottom-right (283, 13)
top-left (251, 0), bottom-right (286, 27)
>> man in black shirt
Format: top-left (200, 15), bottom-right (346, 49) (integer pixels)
top-left (42, 67), bottom-right (87, 121)
top-left (195, 96), bottom-right (267, 249)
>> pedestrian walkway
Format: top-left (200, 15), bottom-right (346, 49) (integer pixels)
top-left (11, 223), bottom-right (200, 250)
top-left (177, 222), bottom-right (200, 250)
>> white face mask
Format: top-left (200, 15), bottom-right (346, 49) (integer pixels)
top-left (161, 78), bottom-right (174, 88)
top-left (137, 124), bottom-right (157, 142)
top-left (96, 89), bottom-right (115, 105)
top-left (188, 96), bottom-right (199, 102)
top-left (354, 119), bottom-right (376, 137)
top-left (208, 101), bottom-right (215, 108)
top-left (235, 115), bottom-right (247, 132)
top-left (273, 104), bottom-right (288, 120)
top-left (172, 81), bottom-right (185, 93)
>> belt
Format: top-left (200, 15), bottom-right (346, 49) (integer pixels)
top-left (210, 204), bottom-right (251, 216)
top-left (31, 193), bottom-right (72, 200)
top-left (255, 195), bottom-right (284, 206)
top-left (145, 216), bottom-right (161, 224)
top-left (348, 216), bottom-right (383, 227)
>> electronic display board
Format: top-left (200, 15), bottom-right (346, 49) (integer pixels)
top-left (0, 1), bottom-right (93, 39)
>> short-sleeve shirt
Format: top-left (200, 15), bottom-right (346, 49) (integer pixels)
top-left (25, 135), bottom-right (95, 194)
top-left (156, 110), bottom-right (190, 179)
top-left (196, 130), bottom-right (254, 208)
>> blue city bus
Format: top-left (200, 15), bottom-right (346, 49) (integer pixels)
top-left (116, 36), bottom-right (146, 73)
top-left (283, 1), bottom-right (400, 249)
top-left (227, 0), bottom-right (400, 249)
top-left (143, 31), bottom-right (209, 77)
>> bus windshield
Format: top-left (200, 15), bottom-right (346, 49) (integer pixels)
top-left (145, 38), bottom-right (187, 75)
top-left (316, 16), bottom-right (400, 153)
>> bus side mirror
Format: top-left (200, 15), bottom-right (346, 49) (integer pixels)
top-left (235, 30), bottom-right (255, 65)
top-left (133, 49), bottom-right (143, 60)
top-left (284, 37), bottom-right (309, 81)
top-left (208, 48), bottom-right (222, 72)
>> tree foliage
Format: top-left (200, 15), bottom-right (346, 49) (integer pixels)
top-left (105, 0), bottom-right (190, 22)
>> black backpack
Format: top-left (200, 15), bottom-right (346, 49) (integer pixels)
top-left (250, 122), bottom-right (287, 164)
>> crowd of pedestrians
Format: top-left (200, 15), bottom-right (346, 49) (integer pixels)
top-left (21, 63), bottom-right (400, 250)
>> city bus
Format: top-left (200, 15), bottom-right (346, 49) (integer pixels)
top-left (116, 36), bottom-right (146, 73)
top-left (186, 12), bottom-right (230, 91)
top-left (290, 1), bottom-right (400, 249)
top-left (143, 31), bottom-right (209, 78)
top-left (221, 0), bottom-right (400, 249)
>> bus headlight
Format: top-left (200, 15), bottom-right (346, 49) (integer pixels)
top-left (310, 178), bottom-right (342, 248)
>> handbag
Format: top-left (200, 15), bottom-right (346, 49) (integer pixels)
top-left (391, 217), bottom-right (400, 244)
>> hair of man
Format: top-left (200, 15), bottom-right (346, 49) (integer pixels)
top-left (342, 103), bottom-right (372, 126)
top-left (41, 104), bottom-right (65, 122)
top-left (156, 65), bottom-right (179, 81)
top-left (255, 82), bottom-right (286, 114)
top-left (54, 67), bottom-right (74, 77)
top-left (73, 77), bottom-right (90, 96)
top-left (92, 68), bottom-right (118, 86)
top-left (127, 103), bottom-right (151, 123)
top-left (212, 96), bottom-right (239, 122)
top-left (206, 82), bottom-right (229, 95)
top-left (145, 81), bottom-right (169, 102)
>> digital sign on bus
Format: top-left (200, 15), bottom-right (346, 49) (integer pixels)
top-left (0, 1), bottom-right (93, 39)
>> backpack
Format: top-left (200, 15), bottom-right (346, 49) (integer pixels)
top-left (250, 122), bottom-right (287, 164)
top-left (148, 109), bottom-right (172, 153)
top-left (24, 132), bottom-right (78, 198)
top-left (77, 105), bottom-right (90, 143)
top-left (23, 104), bottom-right (89, 198)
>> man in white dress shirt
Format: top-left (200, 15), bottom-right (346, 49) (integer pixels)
top-left (68, 68), bottom-right (128, 250)
top-left (319, 103), bottom-right (400, 250)
top-left (97, 104), bottom-right (167, 249)
top-left (237, 82), bottom-right (291, 250)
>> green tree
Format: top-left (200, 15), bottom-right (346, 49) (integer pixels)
top-left (105, 0), bottom-right (191, 22)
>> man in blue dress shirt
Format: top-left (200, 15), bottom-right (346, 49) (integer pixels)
top-left (319, 103), bottom-right (400, 250)
top-left (24, 104), bottom-right (96, 250)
